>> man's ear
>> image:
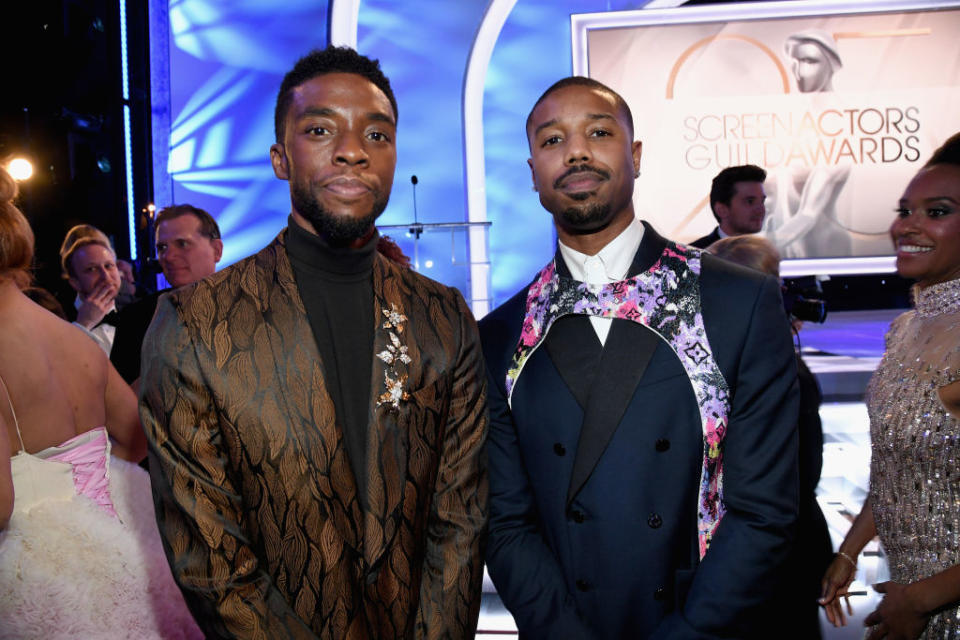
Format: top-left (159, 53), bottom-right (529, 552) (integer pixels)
top-left (270, 143), bottom-right (289, 180)
top-left (67, 275), bottom-right (82, 294)
top-left (714, 202), bottom-right (730, 225)
top-left (632, 140), bottom-right (643, 175)
top-left (528, 158), bottom-right (537, 192)
top-left (211, 239), bottom-right (224, 263)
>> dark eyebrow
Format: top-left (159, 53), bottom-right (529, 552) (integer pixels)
top-left (585, 113), bottom-right (617, 124)
top-left (900, 196), bottom-right (960, 206)
top-left (298, 107), bottom-right (395, 127)
top-left (533, 118), bottom-right (558, 138)
top-left (367, 111), bottom-right (396, 127)
top-left (533, 113), bottom-right (617, 137)
top-left (298, 107), bottom-right (336, 120)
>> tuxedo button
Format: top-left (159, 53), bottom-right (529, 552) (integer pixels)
top-left (653, 586), bottom-right (666, 601)
top-left (553, 442), bottom-right (566, 456)
top-left (655, 438), bottom-right (670, 452)
top-left (647, 513), bottom-right (662, 529)
top-left (576, 579), bottom-right (591, 592)
top-left (569, 509), bottom-right (585, 523)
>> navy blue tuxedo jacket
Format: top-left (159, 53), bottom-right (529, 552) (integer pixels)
top-left (479, 224), bottom-right (799, 639)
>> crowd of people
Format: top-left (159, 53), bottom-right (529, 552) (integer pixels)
top-left (1, 43), bottom-right (959, 639)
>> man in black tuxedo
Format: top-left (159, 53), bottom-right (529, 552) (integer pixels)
top-left (61, 233), bottom-right (123, 355)
top-left (690, 164), bottom-right (767, 248)
top-left (480, 77), bottom-right (799, 638)
top-left (111, 204), bottom-right (222, 385)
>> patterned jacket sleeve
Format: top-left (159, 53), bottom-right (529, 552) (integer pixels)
top-left (413, 290), bottom-right (489, 639)
top-left (139, 294), bottom-right (317, 639)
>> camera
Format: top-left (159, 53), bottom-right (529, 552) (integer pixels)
top-left (782, 276), bottom-right (828, 324)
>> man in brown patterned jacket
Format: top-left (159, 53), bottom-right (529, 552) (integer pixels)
top-left (139, 46), bottom-right (488, 639)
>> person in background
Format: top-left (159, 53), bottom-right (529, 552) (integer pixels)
top-left (111, 203), bottom-right (222, 386)
top-left (819, 132), bottom-right (960, 639)
top-left (0, 166), bottom-right (200, 637)
top-left (691, 164), bottom-right (768, 248)
top-left (60, 227), bottom-right (122, 355)
top-left (115, 258), bottom-right (141, 309)
top-left (707, 234), bottom-right (833, 639)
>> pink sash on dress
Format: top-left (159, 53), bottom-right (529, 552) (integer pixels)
top-left (41, 428), bottom-right (117, 517)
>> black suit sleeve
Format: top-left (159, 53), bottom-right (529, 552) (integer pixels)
top-left (653, 274), bottom-right (800, 638)
top-left (111, 293), bottom-right (161, 383)
top-left (481, 316), bottom-right (599, 640)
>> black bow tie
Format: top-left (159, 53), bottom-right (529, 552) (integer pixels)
top-left (97, 311), bottom-right (119, 327)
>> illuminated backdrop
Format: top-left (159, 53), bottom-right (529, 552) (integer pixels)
top-left (152, 0), bottom-right (647, 311)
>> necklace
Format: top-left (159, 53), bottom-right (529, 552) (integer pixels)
top-left (914, 278), bottom-right (960, 318)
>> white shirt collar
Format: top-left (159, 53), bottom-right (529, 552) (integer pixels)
top-left (558, 217), bottom-right (645, 285)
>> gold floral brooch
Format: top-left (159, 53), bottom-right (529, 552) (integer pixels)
top-left (376, 304), bottom-right (412, 410)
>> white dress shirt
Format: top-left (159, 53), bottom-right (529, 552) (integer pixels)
top-left (558, 217), bottom-right (645, 345)
top-left (72, 296), bottom-right (117, 356)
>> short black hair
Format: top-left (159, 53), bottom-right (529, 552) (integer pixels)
top-left (525, 76), bottom-right (634, 141)
top-left (274, 45), bottom-right (397, 142)
top-left (925, 131), bottom-right (960, 168)
top-left (709, 164), bottom-right (768, 221)
top-left (155, 204), bottom-right (221, 241)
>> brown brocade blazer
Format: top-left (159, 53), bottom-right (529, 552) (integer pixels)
top-left (139, 229), bottom-right (488, 639)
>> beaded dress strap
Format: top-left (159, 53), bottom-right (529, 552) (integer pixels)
top-left (0, 372), bottom-right (25, 453)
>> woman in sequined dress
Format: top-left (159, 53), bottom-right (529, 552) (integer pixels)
top-left (819, 132), bottom-right (960, 639)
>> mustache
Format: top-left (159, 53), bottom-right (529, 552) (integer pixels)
top-left (554, 164), bottom-right (610, 189)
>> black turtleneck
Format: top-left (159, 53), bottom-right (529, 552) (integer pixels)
top-left (286, 217), bottom-right (376, 510)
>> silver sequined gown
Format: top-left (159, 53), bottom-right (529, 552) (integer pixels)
top-left (867, 278), bottom-right (960, 638)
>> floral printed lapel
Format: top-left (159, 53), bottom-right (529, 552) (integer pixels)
top-left (508, 242), bottom-right (731, 558)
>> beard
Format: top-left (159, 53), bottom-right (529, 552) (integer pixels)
top-left (291, 181), bottom-right (389, 245)
top-left (555, 199), bottom-right (613, 234)
top-left (548, 164), bottom-right (615, 233)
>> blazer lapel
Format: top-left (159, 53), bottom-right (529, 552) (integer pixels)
top-left (362, 256), bottom-right (411, 568)
top-left (565, 223), bottom-right (669, 504)
top-left (566, 321), bottom-right (661, 504)
top-left (257, 231), bottom-right (363, 553)
top-left (544, 315), bottom-right (602, 410)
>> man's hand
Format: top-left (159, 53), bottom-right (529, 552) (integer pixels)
top-left (864, 581), bottom-right (929, 640)
top-left (75, 281), bottom-right (118, 328)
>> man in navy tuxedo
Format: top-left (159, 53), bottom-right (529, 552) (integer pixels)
top-left (479, 77), bottom-right (799, 639)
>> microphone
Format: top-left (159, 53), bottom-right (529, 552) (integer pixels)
top-left (410, 175), bottom-right (422, 238)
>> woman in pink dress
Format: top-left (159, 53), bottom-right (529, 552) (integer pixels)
top-left (0, 166), bottom-right (201, 639)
